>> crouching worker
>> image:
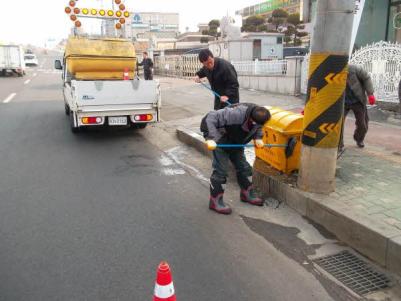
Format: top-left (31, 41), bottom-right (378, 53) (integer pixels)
top-left (200, 103), bottom-right (271, 215)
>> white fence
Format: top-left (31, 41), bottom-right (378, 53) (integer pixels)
top-left (155, 55), bottom-right (289, 78)
top-left (232, 60), bottom-right (288, 76)
top-left (154, 54), bottom-right (301, 95)
top-left (301, 41), bottom-right (401, 104)
top-left (154, 54), bottom-right (202, 78)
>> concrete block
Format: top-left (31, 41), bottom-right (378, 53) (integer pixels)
top-left (241, 76), bottom-right (250, 89)
top-left (266, 77), bottom-right (277, 94)
top-left (306, 200), bottom-right (400, 266)
top-left (285, 186), bottom-right (308, 216)
top-left (258, 77), bottom-right (269, 91)
top-left (176, 127), bottom-right (211, 158)
top-left (250, 77), bottom-right (259, 90)
top-left (387, 235), bottom-right (401, 275)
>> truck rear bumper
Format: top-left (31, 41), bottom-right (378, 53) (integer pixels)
top-left (75, 107), bottom-right (159, 127)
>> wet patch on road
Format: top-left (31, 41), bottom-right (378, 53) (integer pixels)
top-left (241, 216), bottom-right (359, 301)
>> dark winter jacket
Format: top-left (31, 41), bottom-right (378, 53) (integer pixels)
top-left (200, 103), bottom-right (264, 145)
top-left (346, 64), bottom-right (374, 105)
top-left (138, 58), bottom-right (154, 74)
top-left (196, 58), bottom-right (239, 110)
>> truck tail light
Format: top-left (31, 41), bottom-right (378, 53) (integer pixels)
top-left (134, 114), bottom-right (153, 122)
top-left (82, 117), bottom-right (103, 124)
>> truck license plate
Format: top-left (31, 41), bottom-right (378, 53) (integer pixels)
top-left (109, 116), bottom-right (127, 126)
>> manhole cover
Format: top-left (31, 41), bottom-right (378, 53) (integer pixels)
top-left (314, 251), bottom-right (391, 296)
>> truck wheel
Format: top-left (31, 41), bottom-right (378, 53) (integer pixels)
top-left (70, 111), bottom-right (80, 134)
top-left (132, 123), bottom-right (147, 129)
top-left (64, 103), bottom-right (70, 115)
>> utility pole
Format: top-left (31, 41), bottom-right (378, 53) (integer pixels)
top-left (297, 0), bottom-right (355, 194)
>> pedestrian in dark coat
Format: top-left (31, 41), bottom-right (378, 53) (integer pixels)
top-left (195, 49), bottom-right (240, 110)
top-left (341, 64), bottom-right (375, 149)
top-left (138, 52), bottom-right (154, 80)
top-left (200, 103), bottom-right (271, 215)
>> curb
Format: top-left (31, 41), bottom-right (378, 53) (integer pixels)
top-left (176, 127), bottom-right (401, 277)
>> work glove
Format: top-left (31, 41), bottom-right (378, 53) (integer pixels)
top-left (254, 139), bottom-right (265, 149)
top-left (368, 95), bottom-right (376, 105)
top-left (206, 140), bottom-right (217, 151)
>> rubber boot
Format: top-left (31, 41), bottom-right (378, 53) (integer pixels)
top-left (209, 193), bottom-right (232, 215)
top-left (240, 186), bottom-right (264, 206)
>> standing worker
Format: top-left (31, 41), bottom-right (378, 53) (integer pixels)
top-left (201, 103), bottom-right (271, 215)
top-left (340, 64), bottom-right (375, 150)
top-left (195, 49), bottom-right (240, 110)
top-left (138, 52), bottom-right (154, 80)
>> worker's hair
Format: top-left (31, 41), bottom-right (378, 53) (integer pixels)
top-left (143, 51), bottom-right (148, 55)
top-left (198, 49), bottom-right (214, 63)
top-left (251, 107), bottom-right (271, 125)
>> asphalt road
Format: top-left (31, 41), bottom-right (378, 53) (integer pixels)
top-left (0, 52), bottom-right (353, 301)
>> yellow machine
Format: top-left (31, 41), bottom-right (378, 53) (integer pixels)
top-left (255, 106), bottom-right (303, 174)
top-left (64, 36), bottom-right (137, 80)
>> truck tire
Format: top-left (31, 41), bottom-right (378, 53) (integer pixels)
top-left (131, 123), bottom-right (147, 129)
top-left (64, 103), bottom-right (70, 116)
top-left (70, 111), bottom-right (80, 134)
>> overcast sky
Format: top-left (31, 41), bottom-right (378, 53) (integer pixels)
top-left (0, 0), bottom-right (260, 46)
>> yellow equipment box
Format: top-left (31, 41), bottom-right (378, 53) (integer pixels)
top-left (64, 37), bottom-right (137, 80)
top-left (255, 106), bottom-right (303, 174)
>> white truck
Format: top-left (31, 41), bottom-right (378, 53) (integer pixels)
top-left (0, 45), bottom-right (26, 77)
top-left (55, 37), bottom-right (161, 133)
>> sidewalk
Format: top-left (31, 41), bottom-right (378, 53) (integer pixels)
top-left (163, 77), bottom-right (401, 276)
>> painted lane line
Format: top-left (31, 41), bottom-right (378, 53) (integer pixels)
top-left (24, 79), bottom-right (31, 85)
top-left (3, 93), bottom-right (16, 104)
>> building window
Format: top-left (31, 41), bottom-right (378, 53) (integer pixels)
top-left (277, 37), bottom-right (283, 44)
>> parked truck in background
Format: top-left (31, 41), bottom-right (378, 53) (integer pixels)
top-left (0, 45), bottom-right (26, 77)
top-left (55, 36), bottom-right (161, 133)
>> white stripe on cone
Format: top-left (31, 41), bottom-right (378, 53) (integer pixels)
top-left (154, 282), bottom-right (175, 299)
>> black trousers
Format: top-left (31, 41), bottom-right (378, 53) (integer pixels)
top-left (144, 72), bottom-right (153, 80)
top-left (210, 148), bottom-right (252, 196)
top-left (346, 102), bottom-right (369, 143)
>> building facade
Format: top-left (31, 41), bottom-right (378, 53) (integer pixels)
top-left (129, 12), bottom-right (179, 40)
top-left (236, 0), bottom-right (301, 20)
top-left (236, 0), bottom-right (401, 47)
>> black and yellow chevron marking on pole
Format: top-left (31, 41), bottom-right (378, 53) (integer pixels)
top-left (302, 53), bottom-right (349, 148)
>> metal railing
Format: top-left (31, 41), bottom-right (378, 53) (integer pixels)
top-left (155, 55), bottom-right (289, 78)
top-left (154, 54), bottom-right (202, 78)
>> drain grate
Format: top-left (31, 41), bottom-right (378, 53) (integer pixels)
top-left (314, 250), bottom-right (391, 296)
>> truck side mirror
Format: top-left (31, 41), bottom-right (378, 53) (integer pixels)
top-left (55, 60), bottom-right (63, 70)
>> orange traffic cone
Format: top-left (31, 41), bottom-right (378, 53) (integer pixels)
top-left (123, 67), bottom-right (130, 80)
top-left (153, 261), bottom-right (176, 301)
